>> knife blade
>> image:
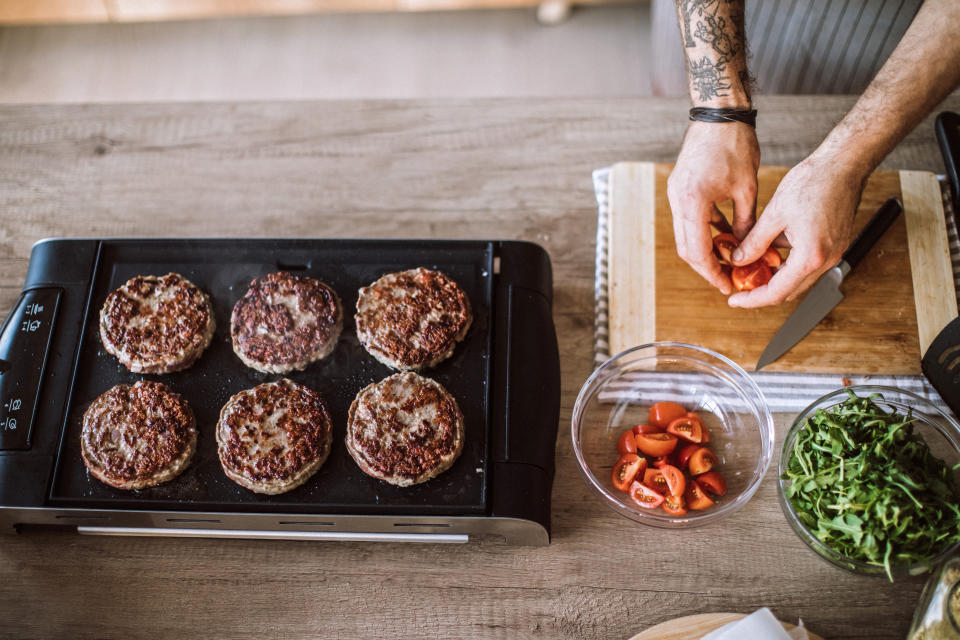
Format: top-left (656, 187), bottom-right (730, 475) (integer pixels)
top-left (755, 197), bottom-right (904, 371)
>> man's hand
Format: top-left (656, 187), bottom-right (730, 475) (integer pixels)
top-left (726, 152), bottom-right (863, 308)
top-left (667, 120), bottom-right (760, 295)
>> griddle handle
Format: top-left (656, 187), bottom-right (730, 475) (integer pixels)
top-left (936, 111), bottom-right (960, 216)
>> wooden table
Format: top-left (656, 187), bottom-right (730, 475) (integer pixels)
top-left (1, 96), bottom-right (958, 639)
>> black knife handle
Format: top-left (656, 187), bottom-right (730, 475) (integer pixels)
top-left (841, 197), bottom-right (903, 272)
top-left (936, 111), bottom-right (960, 214)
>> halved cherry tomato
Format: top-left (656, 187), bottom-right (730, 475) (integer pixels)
top-left (731, 260), bottom-right (772, 292)
top-left (762, 247), bottom-right (783, 269)
top-left (697, 470), bottom-right (727, 496)
top-left (633, 423), bottom-right (665, 435)
top-left (643, 467), bottom-right (669, 495)
top-left (663, 493), bottom-right (688, 516)
top-left (648, 402), bottom-right (686, 430)
top-left (630, 480), bottom-right (665, 509)
top-left (685, 479), bottom-right (715, 510)
top-left (688, 447), bottom-right (718, 476)
top-left (617, 429), bottom-right (638, 455)
top-left (659, 463), bottom-right (686, 497)
top-left (666, 413), bottom-right (704, 443)
top-left (634, 432), bottom-right (679, 457)
top-left (651, 455), bottom-right (673, 469)
top-left (612, 454), bottom-right (646, 492)
top-left (712, 233), bottom-right (739, 263)
top-left (675, 443), bottom-right (702, 470)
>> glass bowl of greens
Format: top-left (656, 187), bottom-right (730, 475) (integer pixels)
top-left (779, 386), bottom-right (960, 580)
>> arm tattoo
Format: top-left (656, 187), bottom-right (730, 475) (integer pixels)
top-left (676, 0), bottom-right (749, 102)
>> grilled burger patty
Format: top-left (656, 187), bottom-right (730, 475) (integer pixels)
top-left (81, 381), bottom-right (197, 490)
top-left (231, 271), bottom-right (343, 374)
top-left (346, 372), bottom-right (464, 486)
top-left (99, 273), bottom-right (215, 374)
top-left (216, 378), bottom-right (333, 495)
top-left (355, 267), bottom-right (472, 371)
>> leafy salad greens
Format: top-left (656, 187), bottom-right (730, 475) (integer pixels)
top-left (783, 390), bottom-right (960, 581)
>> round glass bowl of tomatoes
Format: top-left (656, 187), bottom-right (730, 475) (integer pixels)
top-left (572, 342), bottom-right (774, 528)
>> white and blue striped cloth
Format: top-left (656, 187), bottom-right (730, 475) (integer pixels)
top-left (591, 167), bottom-right (959, 413)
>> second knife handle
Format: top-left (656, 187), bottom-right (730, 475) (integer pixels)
top-left (841, 197), bottom-right (903, 272)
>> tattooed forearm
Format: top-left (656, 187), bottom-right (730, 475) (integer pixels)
top-left (675, 0), bottom-right (750, 106)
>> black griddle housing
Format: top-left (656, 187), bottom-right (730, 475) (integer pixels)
top-left (0, 238), bottom-right (559, 545)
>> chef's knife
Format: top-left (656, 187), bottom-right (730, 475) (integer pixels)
top-left (755, 197), bottom-right (904, 371)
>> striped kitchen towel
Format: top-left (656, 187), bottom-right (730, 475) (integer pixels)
top-left (592, 167), bottom-right (960, 413)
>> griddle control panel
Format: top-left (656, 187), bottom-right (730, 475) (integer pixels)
top-left (0, 288), bottom-right (61, 450)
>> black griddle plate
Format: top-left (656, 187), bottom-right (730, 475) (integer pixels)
top-left (49, 240), bottom-right (494, 515)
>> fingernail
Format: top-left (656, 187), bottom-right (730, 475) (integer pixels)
top-left (731, 248), bottom-right (743, 262)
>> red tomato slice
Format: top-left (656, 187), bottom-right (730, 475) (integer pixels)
top-left (762, 247), bottom-right (783, 269)
top-left (659, 464), bottom-right (686, 497)
top-left (643, 468), bottom-right (669, 495)
top-left (666, 414), bottom-right (704, 443)
top-left (648, 402), bottom-right (686, 430)
top-left (633, 423), bottom-right (665, 435)
top-left (685, 479), bottom-right (715, 510)
top-left (697, 470), bottom-right (727, 496)
top-left (731, 260), bottom-right (772, 292)
top-left (630, 480), bottom-right (665, 509)
top-left (688, 447), bottom-right (718, 476)
top-left (662, 493), bottom-right (688, 516)
top-left (676, 443), bottom-right (701, 470)
top-left (651, 455), bottom-right (673, 469)
top-left (712, 233), bottom-right (739, 263)
top-left (611, 454), bottom-right (646, 492)
top-left (617, 429), bottom-right (638, 455)
top-left (634, 432), bottom-right (679, 457)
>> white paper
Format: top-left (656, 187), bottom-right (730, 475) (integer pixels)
top-left (700, 608), bottom-right (809, 640)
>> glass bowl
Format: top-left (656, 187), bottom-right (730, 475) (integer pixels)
top-left (572, 342), bottom-right (774, 528)
top-left (779, 385), bottom-right (960, 578)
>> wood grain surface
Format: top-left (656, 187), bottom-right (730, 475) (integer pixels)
top-left (1, 96), bottom-right (959, 640)
top-left (607, 162), bottom-right (950, 374)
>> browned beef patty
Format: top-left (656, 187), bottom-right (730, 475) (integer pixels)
top-left (355, 268), bottom-right (472, 371)
top-left (99, 273), bottom-right (215, 374)
top-left (216, 379), bottom-right (333, 495)
top-left (231, 272), bottom-right (342, 374)
top-left (81, 381), bottom-right (197, 490)
top-left (345, 372), bottom-right (464, 487)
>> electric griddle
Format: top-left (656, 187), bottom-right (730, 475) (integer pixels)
top-left (0, 239), bottom-right (560, 545)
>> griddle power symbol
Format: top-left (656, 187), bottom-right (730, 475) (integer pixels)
top-left (936, 344), bottom-right (960, 384)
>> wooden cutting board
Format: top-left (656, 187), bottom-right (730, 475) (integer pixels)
top-left (628, 613), bottom-right (825, 640)
top-left (606, 162), bottom-right (957, 374)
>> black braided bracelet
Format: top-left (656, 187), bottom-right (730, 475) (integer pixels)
top-left (689, 107), bottom-right (757, 127)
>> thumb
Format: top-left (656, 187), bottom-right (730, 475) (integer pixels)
top-left (732, 208), bottom-right (783, 265)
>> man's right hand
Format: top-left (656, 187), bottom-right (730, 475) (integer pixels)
top-left (667, 120), bottom-right (761, 296)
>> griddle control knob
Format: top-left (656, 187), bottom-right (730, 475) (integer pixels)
top-left (0, 288), bottom-right (61, 450)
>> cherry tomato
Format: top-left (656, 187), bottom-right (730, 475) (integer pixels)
top-left (685, 480), bottom-right (715, 510)
top-left (630, 480), bottom-right (665, 509)
top-left (611, 454), bottom-right (646, 492)
top-left (697, 470), bottom-right (727, 496)
top-left (634, 432), bottom-right (679, 457)
top-left (731, 260), bottom-right (772, 292)
top-left (666, 414), bottom-right (704, 443)
top-left (617, 429), bottom-right (637, 455)
top-left (688, 447), bottom-right (718, 476)
top-left (643, 467), bottom-right (669, 495)
top-left (762, 247), bottom-right (782, 269)
top-left (662, 493), bottom-right (688, 516)
top-left (675, 443), bottom-right (701, 470)
top-left (648, 402), bottom-right (686, 430)
top-left (651, 455), bottom-right (673, 469)
top-left (659, 463), bottom-right (686, 497)
top-left (633, 423), bottom-right (665, 435)
top-left (712, 233), bottom-right (739, 263)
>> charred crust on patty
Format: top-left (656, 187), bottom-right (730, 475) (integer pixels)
top-left (346, 372), bottom-right (464, 486)
top-left (231, 271), bottom-right (343, 374)
top-left (216, 379), bottom-right (333, 495)
top-left (355, 267), bottom-right (472, 371)
top-left (81, 381), bottom-right (197, 490)
top-left (99, 273), bottom-right (215, 374)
